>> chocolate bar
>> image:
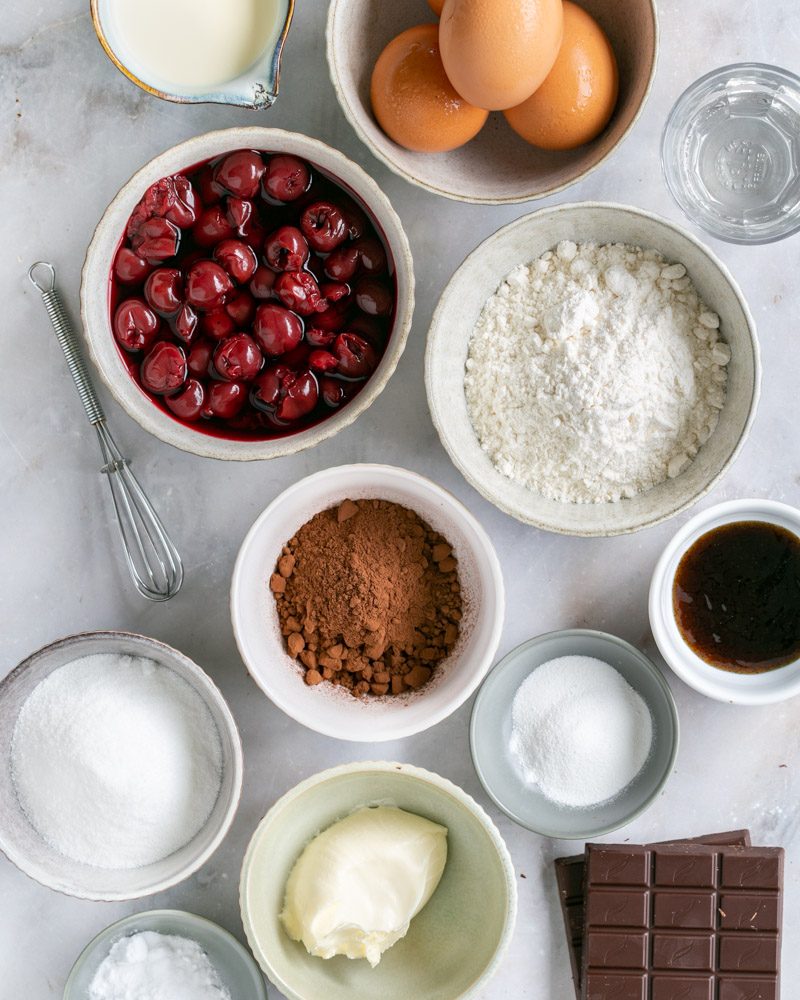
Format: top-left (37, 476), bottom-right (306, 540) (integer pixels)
top-left (554, 832), bottom-right (752, 999)
top-left (582, 841), bottom-right (784, 1000)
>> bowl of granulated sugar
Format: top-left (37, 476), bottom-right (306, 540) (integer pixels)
top-left (470, 629), bottom-right (679, 838)
top-left (0, 631), bottom-right (242, 900)
top-left (426, 201), bottom-right (760, 536)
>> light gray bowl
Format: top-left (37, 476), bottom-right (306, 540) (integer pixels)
top-left (326, 0), bottom-right (658, 204)
top-left (64, 909), bottom-right (267, 1000)
top-left (0, 631), bottom-right (243, 900)
top-left (426, 202), bottom-right (760, 536)
top-left (470, 629), bottom-right (679, 839)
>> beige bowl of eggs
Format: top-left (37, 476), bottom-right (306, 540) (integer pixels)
top-left (327, 0), bottom-right (658, 204)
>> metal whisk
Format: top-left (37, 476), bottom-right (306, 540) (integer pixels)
top-left (28, 261), bottom-right (184, 602)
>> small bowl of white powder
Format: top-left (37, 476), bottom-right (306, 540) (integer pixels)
top-left (470, 629), bottom-right (679, 838)
top-left (426, 202), bottom-right (760, 535)
top-left (0, 631), bottom-right (243, 900)
top-left (64, 908), bottom-right (266, 1000)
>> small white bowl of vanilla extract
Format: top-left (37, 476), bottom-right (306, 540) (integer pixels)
top-left (650, 499), bottom-right (800, 704)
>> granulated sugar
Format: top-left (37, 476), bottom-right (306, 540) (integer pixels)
top-left (509, 655), bottom-right (653, 808)
top-left (11, 653), bottom-right (222, 869)
top-left (464, 241), bottom-right (731, 504)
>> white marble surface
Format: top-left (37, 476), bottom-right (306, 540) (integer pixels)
top-left (2, 2), bottom-right (799, 997)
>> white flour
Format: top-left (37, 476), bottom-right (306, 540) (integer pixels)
top-left (509, 655), bottom-right (653, 808)
top-left (464, 241), bottom-right (730, 503)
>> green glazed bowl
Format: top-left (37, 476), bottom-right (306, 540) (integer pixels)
top-left (63, 909), bottom-right (267, 1000)
top-left (470, 629), bottom-right (680, 839)
top-left (240, 761), bottom-right (517, 1000)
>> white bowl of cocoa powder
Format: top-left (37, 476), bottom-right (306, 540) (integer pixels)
top-left (230, 464), bottom-right (505, 741)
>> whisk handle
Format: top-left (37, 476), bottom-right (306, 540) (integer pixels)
top-left (29, 262), bottom-right (105, 426)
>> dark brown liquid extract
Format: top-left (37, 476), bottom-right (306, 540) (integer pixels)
top-left (673, 520), bottom-right (800, 674)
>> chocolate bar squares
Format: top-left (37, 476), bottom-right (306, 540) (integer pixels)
top-left (555, 831), bottom-right (752, 999)
top-left (582, 842), bottom-right (784, 1000)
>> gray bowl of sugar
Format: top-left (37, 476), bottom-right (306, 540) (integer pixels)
top-left (0, 631), bottom-right (243, 900)
top-left (64, 909), bottom-right (267, 1000)
top-left (470, 629), bottom-right (679, 839)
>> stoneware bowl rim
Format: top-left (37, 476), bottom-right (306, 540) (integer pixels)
top-left (63, 908), bottom-right (268, 1000)
top-left (0, 630), bottom-right (243, 901)
top-left (230, 463), bottom-right (505, 741)
top-left (469, 628), bottom-right (680, 838)
top-left (239, 760), bottom-right (518, 1000)
top-left (325, 0), bottom-right (659, 205)
top-left (649, 498), bottom-right (800, 705)
top-left (425, 200), bottom-right (761, 536)
top-left (81, 126), bottom-right (415, 461)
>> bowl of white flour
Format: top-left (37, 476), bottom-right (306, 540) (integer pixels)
top-left (425, 202), bottom-right (760, 535)
top-left (0, 631), bottom-right (243, 900)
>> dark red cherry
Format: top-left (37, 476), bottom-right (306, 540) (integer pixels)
top-left (165, 378), bottom-right (204, 421)
top-left (174, 303), bottom-right (199, 344)
top-left (131, 217), bottom-right (180, 263)
top-left (185, 260), bottom-right (234, 311)
top-left (333, 333), bottom-right (377, 378)
top-left (355, 277), bottom-right (393, 317)
top-left (353, 238), bottom-right (387, 276)
top-left (263, 154), bottom-right (310, 202)
top-left (192, 205), bottom-right (235, 248)
top-left (252, 366), bottom-right (318, 422)
top-left (312, 296), bottom-right (351, 332)
top-left (320, 375), bottom-right (349, 408)
top-left (213, 333), bottom-right (263, 382)
top-left (320, 281), bottom-right (350, 304)
top-left (140, 342), bottom-right (187, 395)
top-left (204, 380), bottom-right (247, 419)
top-left (196, 165), bottom-right (222, 204)
top-left (239, 212), bottom-right (266, 251)
top-left (187, 339), bottom-right (214, 377)
top-left (348, 314), bottom-right (386, 348)
top-left (250, 266), bottom-right (277, 300)
top-left (114, 298), bottom-right (160, 353)
top-left (225, 197), bottom-right (254, 234)
top-left (274, 271), bottom-right (322, 316)
top-left (305, 326), bottom-right (336, 348)
top-left (264, 226), bottom-right (309, 272)
top-left (213, 239), bottom-right (258, 283)
top-left (300, 201), bottom-right (347, 252)
top-left (224, 289), bottom-right (256, 327)
top-left (213, 150), bottom-right (265, 199)
top-left (165, 175), bottom-right (199, 228)
top-left (115, 247), bottom-right (152, 285)
top-left (253, 303), bottom-right (303, 356)
top-left (200, 306), bottom-right (237, 340)
top-left (324, 245), bottom-right (360, 282)
top-left (340, 200), bottom-right (368, 241)
top-left (144, 267), bottom-right (183, 315)
top-left (308, 349), bottom-right (339, 373)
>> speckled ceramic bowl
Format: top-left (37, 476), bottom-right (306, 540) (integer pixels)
top-left (326, 0), bottom-right (658, 204)
top-left (470, 630), bottom-right (679, 839)
top-left (240, 761), bottom-right (517, 1000)
top-left (0, 631), bottom-right (242, 901)
top-left (426, 202), bottom-right (760, 536)
top-left (81, 127), bottom-right (414, 461)
top-left (64, 909), bottom-right (267, 1000)
top-left (91, 0), bottom-right (295, 108)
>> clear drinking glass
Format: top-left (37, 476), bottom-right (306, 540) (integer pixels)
top-left (662, 63), bottom-right (800, 244)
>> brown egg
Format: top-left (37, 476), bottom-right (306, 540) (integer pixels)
top-left (428, 0), bottom-right (445, 13)
top-left (439, 0), bottom-right (564, 111)
top-left (504, 1), bottom-right (618, 150)
top-left (370, 24), bottom-right (489, 153)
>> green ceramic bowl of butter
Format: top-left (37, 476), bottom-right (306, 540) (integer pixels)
top-left (240, 761), bottom-right (517, 1000)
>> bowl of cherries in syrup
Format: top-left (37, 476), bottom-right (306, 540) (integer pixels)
top-left (81, 128), bottom-right (414, 460)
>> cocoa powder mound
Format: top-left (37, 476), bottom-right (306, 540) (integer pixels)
top-left (270, 499), bottom-right (462, 697)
